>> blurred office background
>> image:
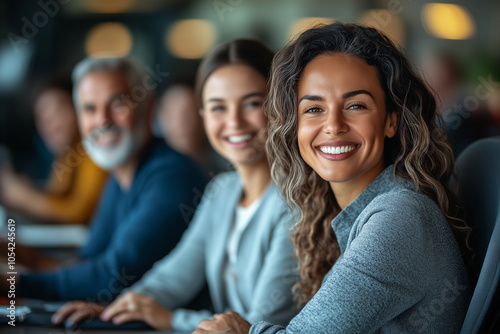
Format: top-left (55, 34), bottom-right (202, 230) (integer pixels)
top-left (1, 0), bottom-right (500, 179)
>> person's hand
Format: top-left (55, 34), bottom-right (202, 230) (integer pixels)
top-left (192, 311), bottom-right (251, 334)
top-left (51, 301), bottom-right (105, 325)
top-left (0, 166), bottom-right (32, 208)
top-left (100, 291), bottom-right (173, 330)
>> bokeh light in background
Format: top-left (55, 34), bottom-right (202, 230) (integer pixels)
top-left (167, 19), bottom-right (217, 59)
top-left (421, 3), bottom-right (476, 40)
top-left (85, 22), bottom-right (133, 57)
top-left (289, 17), bottom-right (334, 40)
top-left (359, 10), bottom-right (406, 47)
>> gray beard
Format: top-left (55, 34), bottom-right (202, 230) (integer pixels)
top-left (83, 122), bottom-right (146, 171)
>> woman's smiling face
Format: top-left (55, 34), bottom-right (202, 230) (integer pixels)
top-left (201, 64), bottom-right (268, 168)
top-left (297, 53), bottom-right (398, 198)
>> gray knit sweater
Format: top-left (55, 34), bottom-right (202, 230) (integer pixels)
top-left (251, 166), bottom-right (471, 334)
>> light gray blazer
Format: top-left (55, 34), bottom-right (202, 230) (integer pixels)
top-left (130, 172), bottom-right (299, 331)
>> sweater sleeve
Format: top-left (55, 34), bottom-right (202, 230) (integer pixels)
top-left (251, 194), bottom-right (432, 334)
top-left (18, 157), bottom-right (206, 301)
top-left (170, 204), bottom-right (299, 332)
top-left (250, 322), bottom-right (286, 334)
top-left (171, 309), bottom-right (215, 332)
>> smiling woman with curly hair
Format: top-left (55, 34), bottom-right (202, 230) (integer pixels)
top-left (194, 22), bottom-right (473, 334)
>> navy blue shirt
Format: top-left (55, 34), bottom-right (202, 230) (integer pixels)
top-left (19, 138), bottom-right (207, 301)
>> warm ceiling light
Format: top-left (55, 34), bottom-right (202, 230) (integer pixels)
top-left (85, 22), bottom-right (133, 57)
top-left (359, 9), bottom-right (406, 47)
top-left (421, 3), bottom-right (476, 40)
top-left (289, 17), bottom-right (334, 40)
top-left (84, 0), bottom-right (135, 13)
top-left (166, 20), bottom-right (217, 59)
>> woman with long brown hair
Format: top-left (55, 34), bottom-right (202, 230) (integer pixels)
top-left (195, 22), bottom-right (472, 334)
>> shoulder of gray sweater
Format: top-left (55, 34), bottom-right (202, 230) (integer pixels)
top-left (375, 178), bottom-right (440, 211)
top-left (360, 185), bottom-right (445, 227)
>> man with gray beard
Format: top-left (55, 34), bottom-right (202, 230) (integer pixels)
top-left (12, 56), bottom-right (207, 301)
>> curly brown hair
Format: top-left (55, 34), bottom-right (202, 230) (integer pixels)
top-left (265, 22), bottom-right (473, 306)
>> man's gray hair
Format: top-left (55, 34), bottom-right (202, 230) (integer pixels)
top-left (72, 56), bottom-right (147, 111)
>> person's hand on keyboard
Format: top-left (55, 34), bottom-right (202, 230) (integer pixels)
top-left (100, 291), bottom-right (173, 330)
top-left (51, 300), bottom-right (105, 325)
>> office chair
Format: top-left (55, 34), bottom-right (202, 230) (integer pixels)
top-left (456, 136), bottom-right (500, 334)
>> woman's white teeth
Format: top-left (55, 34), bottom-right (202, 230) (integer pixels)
top-left (319, 145), bottom-right (356, 154)
top-left (228, 134), bottom-right (252, 143)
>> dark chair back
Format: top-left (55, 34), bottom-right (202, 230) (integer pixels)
top-left (457, 136), bottom-right (500, 334)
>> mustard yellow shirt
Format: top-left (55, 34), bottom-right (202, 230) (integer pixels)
top-left (41, 143), bottom-right (108, 224)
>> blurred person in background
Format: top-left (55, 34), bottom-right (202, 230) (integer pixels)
top-left (156, 82), bottom-right (230, 176)
top-left (422, 50), bottom-right (484, 156)
top-left (0, 56), bottom-right (207, 301)
top-left (0, 77), bottom-right (108, 225)
top-left (423, 50), bottom-right (463, 111)
top-left (482, 87), bottom-right (500, 137)
top-left (454, 86), bottom-right (500, 146)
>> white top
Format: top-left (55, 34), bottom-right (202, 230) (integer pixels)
top-left (224, 194), bottom-right (264, 312)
